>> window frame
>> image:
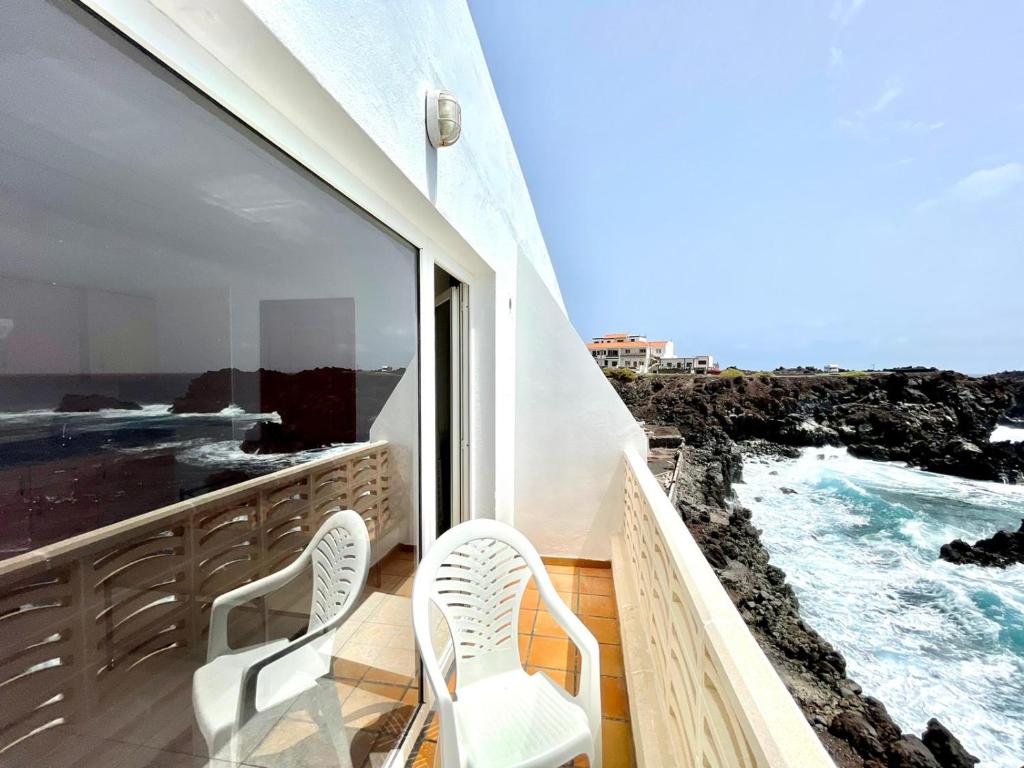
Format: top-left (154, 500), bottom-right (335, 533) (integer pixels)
top-left (57, 1), bottom-right (494, 761)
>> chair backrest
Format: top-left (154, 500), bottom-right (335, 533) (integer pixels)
top-left (306, 509), bottom-right (371, 634)
top-left (413, 519), bottom-right (543, 690)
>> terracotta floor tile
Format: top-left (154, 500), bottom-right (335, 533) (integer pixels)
top-left (581, 615), bottom-right (621, 645)
top-left (367, 646), bottom-right (416, 685)
top-left (521, 589), bottom-right (540, 610)
top-left (600, 643), bottom-right (625, 678)
top-left (381, 557), bottom-right (415, 577)
top-left (362, 663), bottom-right (414, 687)
top-left (602, 718), bottom-right (636, 767)
top-left (392, 576), bottom-right (414, 597)
top-left (518, 608), bottom-right (537, 633)
top-left (578, 566), bottom-right (612, 579)
top-left (544, 563), bottom-right (577, 575)
top-left (358, 681), bottom-right (409, 702)
top-left (527, 635), bottom-right (575, 671)
top-left (601, 676), bottom-right (630, 720)
top-left (333, 657), bottom-right (369, 682)
top-left (343, 683), bottom-right (409, 730)
top-left (579, 575), bottom-right (615, 596)
top-left (548, 572), bottom-right (578, 592)
top-left (579, 593), bottom-right (617, 619)
top-left (408, 739), bottom-right (436, 768)
top-left (533, 610), bottom-right (568, 638)
top-left (424, 713), bottom-right (440, 742)
top-left (519, 633), bottom-right (531, 659)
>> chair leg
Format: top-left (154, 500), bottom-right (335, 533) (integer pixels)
top-left (315, 680), bottom-right (354, 767)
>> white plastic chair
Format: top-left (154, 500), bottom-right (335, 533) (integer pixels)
top-left (192, 509), bottom-right (370, 761)
top-left (413, 519), bottom-right (602, 768)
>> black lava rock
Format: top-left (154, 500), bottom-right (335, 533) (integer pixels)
top-left (939, 520), bottom-right (1024, 568)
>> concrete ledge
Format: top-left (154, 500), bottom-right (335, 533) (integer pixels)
top-left (610, 533), bottom-right (675, 768)
top-left (613, 448), bottom-right (836, 768)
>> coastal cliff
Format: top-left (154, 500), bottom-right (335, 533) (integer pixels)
top-left (608, 371), bottom-right (1023, 767)
top-left (615, 370), bottom-right (1024, 482)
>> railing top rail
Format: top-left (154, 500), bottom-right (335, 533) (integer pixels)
top-left (623, 447), bottom-right (834, 768)
top-left (0, 440), bottom-right (388, 582)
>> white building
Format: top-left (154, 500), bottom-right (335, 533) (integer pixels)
top-left (587, 333), bottom-right (674, 373)
top-left (0, 4), bottom-right (831, 768)
top-left (657, 354), bottom-right (720, 374)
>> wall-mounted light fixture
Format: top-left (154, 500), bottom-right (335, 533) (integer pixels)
top-left (426, 89), bottom-right (461, 148)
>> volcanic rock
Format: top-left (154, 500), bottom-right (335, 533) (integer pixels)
top-left (920, 719), bottom-right (979, 767)
top-left (610, 370), bottom-right (1024, 483)
top-left (173, 367), bottom-right (357, 453)
top-left (888, 736), bottom-right (941, 768)
top-left (939, 520), bottom-right (1024, 568)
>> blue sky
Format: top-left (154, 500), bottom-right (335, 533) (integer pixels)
top-left (469, 1), bottom-right (1024, 373)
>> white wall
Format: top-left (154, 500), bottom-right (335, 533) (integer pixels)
top-left (514, 258), bottom-right (647, 560)
top-left (98, 0), bottom-right (648, 559)
top-left (239, 0), bottom-right (564, 312)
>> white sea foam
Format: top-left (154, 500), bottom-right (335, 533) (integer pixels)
top-left (736, 447), bottom-right (1024, 766)
top-left (0, 404), bottom-right (280, 422)
top-left (177, 440), bottom-right (363, 471)
top-left (991, 425), bottom-right (1024, 443)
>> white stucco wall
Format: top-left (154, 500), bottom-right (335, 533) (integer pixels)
top-left (233, 0), bottom-right (649, 557)
top-left (514, 258), bottom-right (647, 560)
top-left (103, 0), bottom-right (648, 560)
top-left (239, 0), bottom-right (564, 311)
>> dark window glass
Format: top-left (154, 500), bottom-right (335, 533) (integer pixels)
top-left (0, 4), bottom-right (421, 766)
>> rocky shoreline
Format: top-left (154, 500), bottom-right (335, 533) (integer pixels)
top-left (608, 370), bottom-right (1024, 766)
top-left (674, 436), bottom-right (979, 767)
top-left (940, 520), bottom-right (1024, 568)
top-left (615, 370), bottom-right (1024, 483)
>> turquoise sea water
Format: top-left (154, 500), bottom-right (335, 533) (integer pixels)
top-left (735, 435), bottom-right (1024, 767)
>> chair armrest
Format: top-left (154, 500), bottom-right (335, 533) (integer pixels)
top-left (235, 609), bottom-right (340, 723)
top-left (411, 571), bottom-right (460, 768)
top-left (534, 574), bottom-right (602, 763)
top-left (206, 558), bottom-right (306, 661)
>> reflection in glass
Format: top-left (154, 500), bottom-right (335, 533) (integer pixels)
top-left (0, 4), bottom-right (420, 767)
top-left (193, 510), bottom-right (370, 763)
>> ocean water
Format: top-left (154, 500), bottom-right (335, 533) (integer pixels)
top-left (0, 404), bottom-right (365, 556)
top-left (734, 437), bottom-right (1024, 767)
top-left (991, 424), bottom-right (1024, 443)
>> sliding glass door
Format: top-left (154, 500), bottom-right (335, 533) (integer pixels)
top-left (0, 4), bottom-right (420, 766)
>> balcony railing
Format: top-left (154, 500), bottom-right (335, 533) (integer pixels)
top-left (0, 441), bottom-right (392, 760)
top-left (613, 448), bottom-right (834, 768)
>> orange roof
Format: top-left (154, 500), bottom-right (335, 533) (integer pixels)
top-left (586, 340), bottom-right (668, 350)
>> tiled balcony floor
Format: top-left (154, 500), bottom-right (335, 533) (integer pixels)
top-left (405, 561), bottom-right (636, 768)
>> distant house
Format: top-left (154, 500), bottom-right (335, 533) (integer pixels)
top-left (825, 363), bottom-right (841, 374)
top-left (656, 354), bottom-right (719, 374)
top-left (587, 333), bottom-right (674, 373)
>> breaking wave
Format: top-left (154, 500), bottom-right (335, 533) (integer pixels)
top-left (177, 439), bottom-right (364, 472)
top-left (0, 403), bottom-right (280, 422)
top-left (735, 447), bottom-right (1024, 766)
top-left (991, 425), bottom-right (1024, 444)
